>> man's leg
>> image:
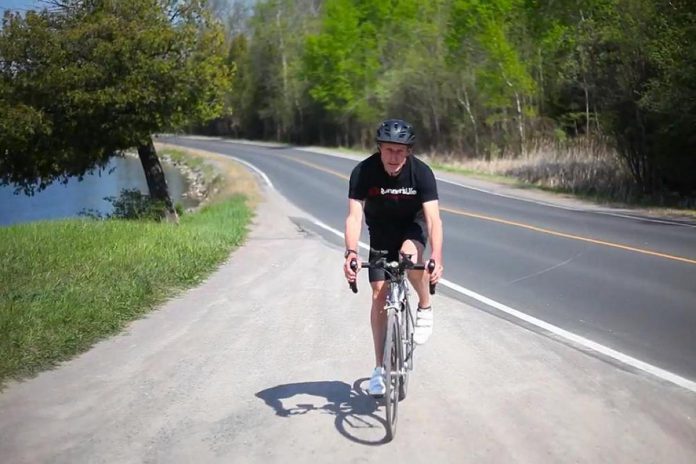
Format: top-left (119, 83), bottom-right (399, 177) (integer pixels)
top-left (370, 280), bottom-right (388, 367)
top-left (401, 239), bottom-right (433, 345)
top-left (401, 239), bottom-right (430, 308)
top-left (368, 279), bottom-right (389, 396)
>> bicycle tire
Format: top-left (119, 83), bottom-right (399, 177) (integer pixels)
top-left (399, 301), bottom-right (413, 401)
top-left (382, 312), bottom-right (400, 441)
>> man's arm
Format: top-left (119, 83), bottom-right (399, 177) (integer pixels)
top-left (345, 199), bottom-right (364, 252)
top-left (343, 199), bottom-right (364, 281)
top-left (422, 199), bottom-right (443, 282)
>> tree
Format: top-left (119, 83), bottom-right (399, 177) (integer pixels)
top-left (0, 0), bottom-right (231, 221)
top-left (304, 0), bottom-right (395, 146)
top-left (377, 0), bottom-right (454, 150)
top-left (447, 0), bottom-right (536, 157)
top-left (638, 0), bottom-right (696, 194)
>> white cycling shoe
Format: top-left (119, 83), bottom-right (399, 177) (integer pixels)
top-left (368, 366), bottom-right (386, 397)
top-left (414, 306), bottom-right (433, 345)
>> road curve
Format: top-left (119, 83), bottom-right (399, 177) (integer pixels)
top-left (160, 136), bottom-right (696, 382)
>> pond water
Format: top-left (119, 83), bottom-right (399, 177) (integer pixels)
top-left (0, 156), bottom-right (192, 226)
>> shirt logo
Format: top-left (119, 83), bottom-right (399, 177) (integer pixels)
top-left (380, 187), bottom-right (417, 195)
top-left (367, 186), bottom-right (418, 199)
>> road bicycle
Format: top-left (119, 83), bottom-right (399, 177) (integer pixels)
top-left (349, 250), bottom-right (436, 441)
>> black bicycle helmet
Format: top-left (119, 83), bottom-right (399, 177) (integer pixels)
top-left (375, 119), bottom-right (415, 145)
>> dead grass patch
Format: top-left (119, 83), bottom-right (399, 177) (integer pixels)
top-left (428, 138), bottom-right (636, 201)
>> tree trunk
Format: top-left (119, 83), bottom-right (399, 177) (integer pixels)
top-left (457, 83), bottom-right (479, 157)
top-left (583, 76), bottom-right (591, 136)
top-left (513, 89), bottom-right (525, 157)
top-left (503, 72), bottom-right (526, 157)
top-left (137, 136), bottom-right (179, 223)
top-left (537, 47), bottom-right (544, 115)
top-left (276, 7), bottom-right (289, 140)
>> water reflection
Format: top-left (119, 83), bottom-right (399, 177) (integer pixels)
top-left (0, 156), bottom-right (192, 226)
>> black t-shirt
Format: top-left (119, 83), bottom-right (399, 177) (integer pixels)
top-left (348, 153), bottom-right (438, 230)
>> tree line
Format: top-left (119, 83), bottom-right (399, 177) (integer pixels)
top-left (210, 0), bottom-right (695, 197)
top-left (1, 0), bottom-right (694, 207)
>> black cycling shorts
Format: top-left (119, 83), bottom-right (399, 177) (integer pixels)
top-left (367, 222), bottom-right (427, 282)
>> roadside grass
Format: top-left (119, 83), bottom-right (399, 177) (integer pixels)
top-left (429, 155), bottom-right (696, 215)
top-left (425, 140), bottom-right (696, 215)
top-left (0, 151), bottom-right (257, 387)
top-left (428, 138), bottom-right (633, 195)
top-left (428, 161), bottom-right (524, 186)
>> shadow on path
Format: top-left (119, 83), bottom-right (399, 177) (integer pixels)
top-left (255, 378), bottom-right (390, 445)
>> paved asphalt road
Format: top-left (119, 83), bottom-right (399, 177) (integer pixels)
top-left (2, 175), bottom-right (694, 463)
top-left (161, 136), bottom-right (696, 382)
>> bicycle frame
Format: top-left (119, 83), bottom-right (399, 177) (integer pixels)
top-left (381, 262), bottom-right (415, 371)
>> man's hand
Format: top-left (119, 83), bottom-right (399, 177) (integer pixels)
top-left (422, 200), bottom-right (443, 285)
top-left (343, 253), bottom-right (362, 282)
top-left (429, 256), bottom-right (443, 284)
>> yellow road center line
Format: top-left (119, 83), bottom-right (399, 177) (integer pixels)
top-left (441, 206), bottom-right (696, 265)
top-left (281, 154), bottom-right (696, 265)
top-left (280, 154), bottom-right (350, 180)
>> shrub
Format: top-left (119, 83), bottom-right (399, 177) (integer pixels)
top-left (80, 188), bottom-right (182, 221)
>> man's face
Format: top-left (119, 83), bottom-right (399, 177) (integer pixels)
top-left (379, 142), bottom-right (410, 176)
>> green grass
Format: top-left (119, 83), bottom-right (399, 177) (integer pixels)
top-left (0, 196), bottom-right (252, 387)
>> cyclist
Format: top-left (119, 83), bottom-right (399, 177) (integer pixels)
top-left (343, 119), bottom-right (444, 396)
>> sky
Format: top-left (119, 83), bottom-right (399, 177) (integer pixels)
top-left (0, 1), bottom-right (257, 16)
top-left (1, 0), bottom-right (43, 15)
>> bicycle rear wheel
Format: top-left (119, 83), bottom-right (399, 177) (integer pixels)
top-left (383, 312), bottom-right (400, 441)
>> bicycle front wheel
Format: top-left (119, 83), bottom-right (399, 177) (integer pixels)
top-left (383, 312), bottom-right (400, 441)
top-left (399, 302), bottom-right (414, 401)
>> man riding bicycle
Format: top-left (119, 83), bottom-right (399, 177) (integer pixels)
top-left (343, 119), bottom-right (444, 396)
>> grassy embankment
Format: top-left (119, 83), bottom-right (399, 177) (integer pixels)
top-left (0, 146), bottom-right (258, 387)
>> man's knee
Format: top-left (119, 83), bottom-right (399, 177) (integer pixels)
top-left (371, 281), bottom-right (387, 303)
top-left (401, 239), bottom-right (425, 263)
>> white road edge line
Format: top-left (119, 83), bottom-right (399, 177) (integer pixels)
top-left (227, 155), bottom-right (274, 189)
top-left (310, 218), bottom-right (696, 394)
top-left (231, 154), bottom-right (696, 394)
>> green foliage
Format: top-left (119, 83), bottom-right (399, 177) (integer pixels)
top-left (80, 188), bottom-right (178, 221)
top-left (0, 1), bottom-right (232, 194)
top-left (206, 0), bottom-right (694, 197)
top-left (636, 0), bottom-right (696, 192)
top-left (304, 0), bottom-right (380, 126)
